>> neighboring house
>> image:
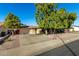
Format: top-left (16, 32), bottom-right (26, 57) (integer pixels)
top-left (70, 25), bottom-right (79, 32)
top-left (69, 28), bottom-right (74, 32)
top-left (0, 22), bottom-right (4, 32)
top-left (73, 26), bottom-right (79, 31)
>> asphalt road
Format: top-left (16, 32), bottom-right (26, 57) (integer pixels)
top-left (37, 33), bottom-right (79, 56)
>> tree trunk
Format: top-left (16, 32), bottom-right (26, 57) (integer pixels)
top-left (53, 29), bottom-right (56, 39)
top-left (53, 29), bottom-right (55, 34)
top-left (45, 29), bottom-right (48, 35)
top-left (50, 29), bottom-right (53, 34)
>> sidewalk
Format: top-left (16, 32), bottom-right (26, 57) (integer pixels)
top-left (38, 33), bottom-right (79, 56)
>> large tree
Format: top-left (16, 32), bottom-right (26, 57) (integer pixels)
top-left (35, 3), bottom-right (77, 34)
top-left (4, 13), bottom-right (21, 34)
top-left (57, 9), bottom-right (77, 33)
top-left (68, 13), bottom-right (77, 28)
top-left (35, 3), bottom-right (57, 34)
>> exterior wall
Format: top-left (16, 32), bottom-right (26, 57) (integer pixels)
top-left (29, 28), bottom-right (42, 34)
top-left (29, 29), bottom-right (36, 34)
top-left (36, 29), bottom-right (42, 34)
top-left (20, 28), bottom-right (29, 34)
top-left (73, 27), bottom-right (79, 31)
top-left (69, 28), bottom-right (74, 32)
top-left (20, 27), bottom-right (42, 35)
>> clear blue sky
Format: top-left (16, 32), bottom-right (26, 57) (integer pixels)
top-left (0, 3), bottom-right (36, 26)
top-left (0, 3), bottom-right (79, 26)
top-left (58, 3), bottom-right (79, 26)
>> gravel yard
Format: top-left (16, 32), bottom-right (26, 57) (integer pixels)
top-left (0, 34), bottom-right (53, 50)
top-left (0, 32), bottom-right (79, 50)
top-left (0, 32), bottom-right (79, 55)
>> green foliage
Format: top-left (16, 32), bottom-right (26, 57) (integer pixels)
top-left (35, 3), bottom-right (77, 31)
top-left (4, 13), bottom-right (21, 30)
top-left (68, 13), bottom-right (77, 28)
top-left (35, 3), bottom-right (57, 29)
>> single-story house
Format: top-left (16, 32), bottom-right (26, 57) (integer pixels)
top-left (19, 26), bottom-right (29, 34)
top-left (19, 26), bottom-right (42, 34)
top-left (69, 25), bottom-right (79, 32)
top-left (69, 28), bottom-right (74, 32)
top-left (73, 26), bottom-right (79, 31)
top-left (28, 26), bottom-right (42, 34)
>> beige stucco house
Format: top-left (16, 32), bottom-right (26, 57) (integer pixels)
top-left (28, 26), bottom-right (42, 34)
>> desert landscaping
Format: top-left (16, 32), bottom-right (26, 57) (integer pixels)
top-left (0, 32), bottom-right (79, 55)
